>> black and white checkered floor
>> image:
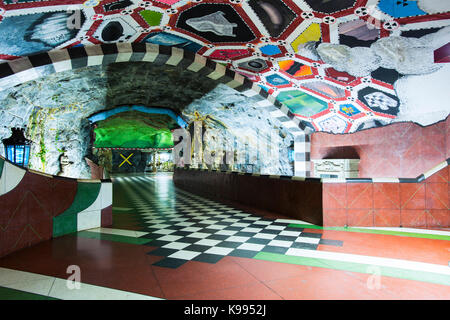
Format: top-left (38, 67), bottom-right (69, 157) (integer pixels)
top-left (118, 174), bottom-right (343, 269)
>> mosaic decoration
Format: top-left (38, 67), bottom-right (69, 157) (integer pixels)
top-left (301, 81), bottom-right (346, 99)
top-left (176, 4), bottom-right (255, 43)
top-left (277, 90), bottom-right (329, 118)
top-left (247, 0), bottom-right (296, 38)
top-left (357, 87), bottom-right (400, 116)
top-left (279, 60), bottom-right (313, 78)
top-left (143, 32), bottom-right (202, 52)
top-left (0, 0), bottom-right (448, 134)
top-left (0, 11), bottom-right (85, 56)
top-left (378, 0), bottom-right (426, 18)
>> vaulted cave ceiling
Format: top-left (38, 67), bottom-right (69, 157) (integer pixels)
top-left (0, 0), bottom-right (449, 135)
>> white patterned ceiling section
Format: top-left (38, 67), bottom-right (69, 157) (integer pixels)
top-left (0, 0), bottom-right (449, 134)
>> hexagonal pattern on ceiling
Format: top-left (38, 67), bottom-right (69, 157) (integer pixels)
top-left (0, 0), bottom-right (448, 133)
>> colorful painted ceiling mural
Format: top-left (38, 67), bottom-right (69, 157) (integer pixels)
top-left (0, 0), bottom-right (449, 133)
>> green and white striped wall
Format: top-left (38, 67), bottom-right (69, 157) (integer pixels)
top-left (53, 180), bottom-right (112, 238)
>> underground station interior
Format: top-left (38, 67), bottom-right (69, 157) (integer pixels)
top-left (0, 0), bottom-right (449, 306)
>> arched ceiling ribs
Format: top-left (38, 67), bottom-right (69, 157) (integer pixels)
top-left (0, 43), bottom-right (307, 136)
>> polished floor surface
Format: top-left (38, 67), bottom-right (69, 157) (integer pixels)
top-left (0, 173), bottom-right (449, 300)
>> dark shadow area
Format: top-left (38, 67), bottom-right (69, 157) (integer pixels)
top-left (104, 61), bottom-right (218, 111)
top-left (323, 146), bottom-right (360, 159)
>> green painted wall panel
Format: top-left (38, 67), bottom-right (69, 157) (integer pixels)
top-left (58, 182), bottom-right (101, 217)
top-left (0, 158), bottom-right (4, 179)
top-left (53, 214), bottom-right (77, 238)
top-left (52, 182), bottom-right (101, 237)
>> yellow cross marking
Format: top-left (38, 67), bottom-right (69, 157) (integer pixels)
top-left (119, 153), bottom-right (133, 167)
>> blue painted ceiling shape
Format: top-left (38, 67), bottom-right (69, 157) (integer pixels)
top-left (87, 105), bottom-right (188, 128)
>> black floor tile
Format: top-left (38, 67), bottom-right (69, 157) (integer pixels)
top-left (319, 239), bottom-right (344, 246)
top-left (291, 242), bottom-right (318, 250)
top-left (176, 237), bottom-right (202, 244)
top-left (143, 239), bottom-right (170, 247)
top-left (284, 227), bottom-right (304, 232)
top-left (152, 257), bottom-right (187, 269)
top-left (184, 244), bottom-right (212, 252)
top-left (217, 241), bottom-right (241, 248)
top-left (273, 235), bottom-right (297, 242)
top-left (300, 232), bottom-right (322, 238)
top-left (147, 247), bottom-right (178, 256)
top-left (171, 231), bottom-right (193, 237)
top-left (246, 237), bottom-right (271, 245)
top-left (192, 253), bottom-right (224, 264)
top-left (223, 226), bottom-right (244, 231)
top-left (228, 249), bottom-right (258, 258)
top-left (235, 231), bottom-right (256, 237)
top-left (261, 245), bottom-right (288, 254)
top-left (258, 229), bottom-right (280, 235)
top-left (206, 234), bottom-right (229, 241)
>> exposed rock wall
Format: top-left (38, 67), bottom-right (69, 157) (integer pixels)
top-left (0, 66), bottom-right (294, 178)
top-left (182, 84), bottom-right (294, 176)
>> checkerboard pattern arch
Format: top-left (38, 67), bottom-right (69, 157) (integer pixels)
top-left (0, 43), bottom-right (311, 176)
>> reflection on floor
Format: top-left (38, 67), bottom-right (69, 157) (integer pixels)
top-left (0, 173), bottom-right (449, 300)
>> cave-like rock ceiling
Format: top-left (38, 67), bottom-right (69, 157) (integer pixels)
top-left (0, 0), bottom-right (449, 134)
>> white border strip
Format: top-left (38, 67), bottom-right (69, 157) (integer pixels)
top-left (0, 267), bottom-right (163, 300)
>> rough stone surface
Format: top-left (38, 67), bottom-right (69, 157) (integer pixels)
top-left (0, 64), bottom-right (294, 177)
top-left (317, 27), bottom-right (450, 77)
top-left (182, 84), bottom-right (294, 176)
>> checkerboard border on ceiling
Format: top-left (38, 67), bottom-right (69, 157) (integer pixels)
top-left (0, 43), bottom-right (312, 177)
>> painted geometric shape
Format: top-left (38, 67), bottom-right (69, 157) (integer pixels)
top-left (339, 104), bottom-right (361, 117)
top-left (143, 32), bottom-right (202, 52)
top-left (278, 60), bottom-right (313, 78)
top-left (103, 0), bottom-right (133, 12)
top-left (303, 0), bottom-right (357, 14)
top-left (325, 68), bottom-right (356, 84)
top-left (290, 23), bottom-right (321, 52)
top-left (434, 42), bottom-right (450, 63)
top-left (363, 92), bottom-right (397, 110)
top-left (338, 19), bottom-right (379, 47)
top-left (153, 0), bottom-right (183, 4)
top-left (94, 18), bottom-right (136, 43)
top-left (209, 49), bottom-right (249, 60)
top-left (266, 74), bottom-right (290, 86)
top-left (0, 12), bottom-right (85, 56)
top-left (357, 87), bottom-right (400, 116)
top-left (247, 0), bottom-right (297, 38)
top-left (260, 44), bottom-right (282, 56)
top-left (378, 0), bottom-right (426, 18)
top-left (277, 90), bottom-right (329, 117)
top-left (371, 67), bottom-right (402, 85)
top-left (186, 11), bottom-right (238, 37)
top-left (83, 0), bottom-right (100, 7)
top-left (140, 10), bottom-right (163, 26)
top-left (302, 81), bottom-right (346, 99)
top-left (259, 85), bottom-right (270, 92)
top-left (176, 4), bottom-right (256, 43)
top-left (317, 115), bottom-right (348, 134)
top-left (238, 59), bottom-right (268, 72)
top-left (339, 20), bottom-right (379, 41)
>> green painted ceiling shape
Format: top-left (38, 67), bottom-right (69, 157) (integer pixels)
top-left (277, 90), bottom-right (329, 117)
top-left (93, 111), bottom-right (175, 149)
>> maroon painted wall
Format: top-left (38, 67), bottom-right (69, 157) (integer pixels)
top-left (311, 116), bottom-right (449, 178)
top-left (323, 166), bottom-right (449, 227)
top-left (0, 170), bottom-right (78, 258)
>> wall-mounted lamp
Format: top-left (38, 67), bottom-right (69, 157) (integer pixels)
top-left (2, 127), bottom-right (32, 167)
